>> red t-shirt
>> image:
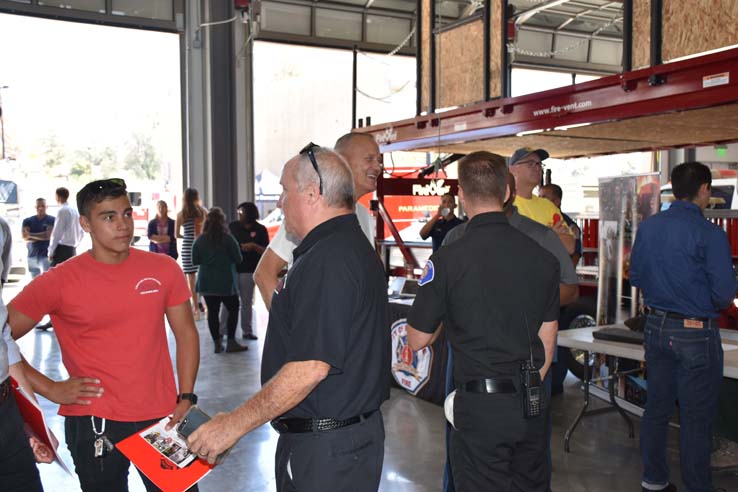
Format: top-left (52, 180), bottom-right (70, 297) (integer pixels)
top-left (11, 249), bottom-right (191, 421)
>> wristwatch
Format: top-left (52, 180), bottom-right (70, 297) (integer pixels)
top-left (177, 393), bottom-right (198, 405)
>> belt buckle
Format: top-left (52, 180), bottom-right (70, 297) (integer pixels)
top-left (271, 420), bottom-right (289, 434)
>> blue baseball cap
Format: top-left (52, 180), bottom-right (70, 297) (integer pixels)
top-left (510, 147), bottom-right (549, 166)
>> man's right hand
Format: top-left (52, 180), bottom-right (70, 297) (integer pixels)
top-left (48, 377), bottom-right (104, 405)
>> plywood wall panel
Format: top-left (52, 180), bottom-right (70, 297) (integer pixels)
top-left (437, 19), bottom-right (485, 109)
top-left (662, 0), bottom-right (738, 61)
top-left (489, 0), bottom-right (502, 99)
top-left (421, 0), bottom-right (431, 112)
top-left (632, 0), bottom-right (651, 69)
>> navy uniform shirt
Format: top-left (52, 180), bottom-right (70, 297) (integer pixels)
top-left (630, 200), bottom-right (738, 318)
top-left (228, 220), bottom-right (269, 274)
top-left (409, 212), bottom-right (560, 383)
top-left (22, 214), bottom-right (55, 258)
top-left (429, 216), bottom-right (464, 252)
top-left (261, 214), bottom-right (390, 419)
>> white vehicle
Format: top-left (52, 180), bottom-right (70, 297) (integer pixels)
top-left (660, 174), bottom-right (738, 211)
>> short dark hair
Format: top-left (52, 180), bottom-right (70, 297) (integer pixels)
top-left (35, 197), bottom-right (46, 204)
top-left (671, 162), bottom-right (711, 201)
top-left (458, 151), bottom-right (508, 207)
top-left (56, 187), bottom-right (70, 201)
top-left (76, 179), bottom-right (128, 218)
top-left (541, 183), bottom-right (563, 201)
top-left (237, 202), bottom-right (260, 223)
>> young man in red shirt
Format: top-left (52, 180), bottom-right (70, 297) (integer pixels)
top-left (8, 178), bottom-right (200, 491)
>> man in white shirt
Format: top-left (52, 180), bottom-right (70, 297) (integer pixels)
top-left (48, 187), bottom-right (84, 267)
top-left (254, 132), bottom-right (382, 309)
top-left (0, 217), bottom-right (53, 491)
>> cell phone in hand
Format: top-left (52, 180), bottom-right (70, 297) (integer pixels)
top-left (177, 406), bottom-right (211, 439)
top-left (177, 406), bottom-right (233, 465)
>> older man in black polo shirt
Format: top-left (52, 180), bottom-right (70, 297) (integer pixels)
top-left (406, 151), bottom-right (559, 491)
top-left (187, 145), bottom-right (390, 492)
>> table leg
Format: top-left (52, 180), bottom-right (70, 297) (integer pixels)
top-left (564, 350), bottom-right (590, 453)
top-left (609, 360), bottom-right (635, 438)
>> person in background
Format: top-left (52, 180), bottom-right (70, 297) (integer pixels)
top-left (221, 202), bottom-right (269, 340)
top-left (148, 200), bottom-right (178, 260)
top-left (176, 188), bottom-right (208, 320)
top-left (539, 183), bottom-right (582, 267)
top-left (192, 207), bottom-right (247, 354)
top-left (48, 187), bottom-right (84, 267)
top-left (254, 133), bottom-right (381, 309)
top-left (1, 216), bottom-right (56, 491)
top-left (22, 198), bottom-right (54, 278)
top-left (508, 148), bottom-right (575, 255)
top-left (419, 192), bottom-right (464, 252)
top-left (631, 162), bottom-right (738, 492)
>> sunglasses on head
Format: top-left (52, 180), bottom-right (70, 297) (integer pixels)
top-left (299, 142), bottom-right (323, 195)
top-left (80, 178), bottom-right (127, 194)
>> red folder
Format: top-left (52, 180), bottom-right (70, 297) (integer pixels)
top-left (116, 420), bottom-right (215, 492)
top-left (10, 377), bottom-right (72, 475)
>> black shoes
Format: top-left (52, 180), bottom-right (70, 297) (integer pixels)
top-left (226, 339), bottom-right (248, 353)
top-left (243, 333), bottom-right (258, 341)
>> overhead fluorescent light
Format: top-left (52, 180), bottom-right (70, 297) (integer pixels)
top-left (553, 122), bottom-right (591, 131)
top-left (515, 129), bottom-right (545, 137)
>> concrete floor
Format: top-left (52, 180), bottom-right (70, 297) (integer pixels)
top-left (4, 280), bottom-right (738, 492)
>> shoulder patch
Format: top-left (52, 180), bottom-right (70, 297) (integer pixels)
top-left (418, 260), bottom-right (435, 286)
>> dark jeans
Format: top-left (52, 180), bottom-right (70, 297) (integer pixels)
top-left (65, 415), bottom-right (199, 492)
top-left (50, 244), bottom-right (76, 266)
top-left (640, 314), bottom-right (723, 492)
top-left (274, 410), bottom-right (384, 492)
top-left (450, 388), bottom-right (548, 491)
top-left (0, 386), bottom-right (43, 492)
top-left (204, 295), bottom-right (239, 342)
top-left (715, 377), bottom-right (738, 443)
top-left (443, 343), bottom-right (455, 492)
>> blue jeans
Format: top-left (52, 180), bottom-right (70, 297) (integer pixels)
top-left (641, 314), bottom-right (723, 492)
top-left (27, 255), bottom-right (50, 278)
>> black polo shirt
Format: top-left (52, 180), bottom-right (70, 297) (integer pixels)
top-left (261, 213), bottom-right (390, 420)
top-left (430, 216), bottom-right (464, 252)
top-left (228, 220), bottom-right (270, 273)
top-left (408, 212), bottom-right (560, 384)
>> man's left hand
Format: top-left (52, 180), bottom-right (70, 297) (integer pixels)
top-left (166, 399), bottom-right (193, 431)
top-left (29, 436), bottom-right (55, 464)
top-left (186, 412), bottom-right (242, 465)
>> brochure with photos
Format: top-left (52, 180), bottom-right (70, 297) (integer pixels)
top-left (140, 418), bottom-right (196, 468)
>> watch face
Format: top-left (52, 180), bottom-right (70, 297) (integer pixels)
top-left (179, 393), bottom-right (197, 404)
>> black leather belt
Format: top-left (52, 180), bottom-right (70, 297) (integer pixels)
top-left (0, 378), bottom-right (11, 404)
top-left (459, 377), bottom-right (516, 394)
top-left (646, 307), bottom-right (709, 322)
top-left (271, 410), bottom-right (375, 434)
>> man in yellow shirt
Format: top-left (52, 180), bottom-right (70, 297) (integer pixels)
top-left (509, 147), bottom-right (574, 254)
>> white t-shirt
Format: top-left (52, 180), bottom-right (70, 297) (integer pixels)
top-left (270, 203), bottom-right (376, 265)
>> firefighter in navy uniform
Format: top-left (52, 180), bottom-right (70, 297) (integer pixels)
top-left (406, 151), bottom-right (560, 491)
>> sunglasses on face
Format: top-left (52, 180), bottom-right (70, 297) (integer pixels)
top-left (300, 142), bottom-right (323, 195)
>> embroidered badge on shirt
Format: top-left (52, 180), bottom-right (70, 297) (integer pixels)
top-left (418, 260), bottom-right (435, 286)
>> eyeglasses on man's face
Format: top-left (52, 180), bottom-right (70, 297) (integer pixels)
top-left (299, 142), bottom-right (323, 195)
top-left (514, 159), bottom-right (544, 169)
